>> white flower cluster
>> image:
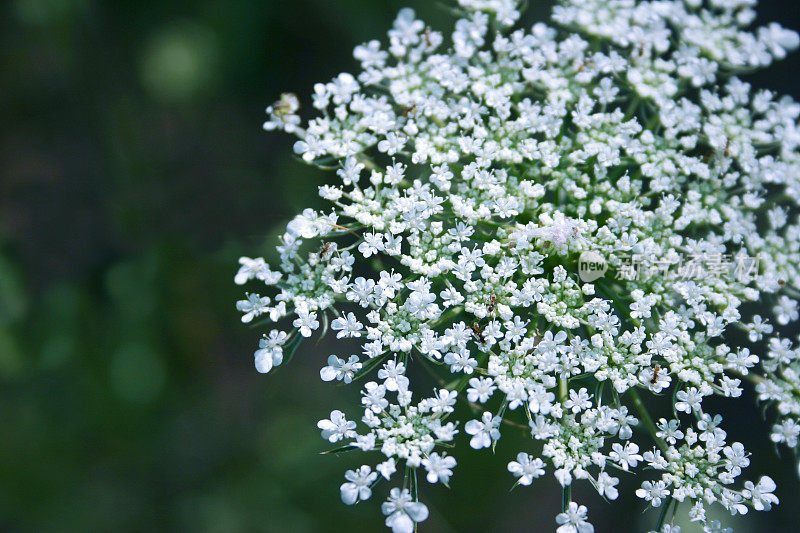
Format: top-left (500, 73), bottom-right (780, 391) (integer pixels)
top-left (236, 0), bottom-right (800, 531)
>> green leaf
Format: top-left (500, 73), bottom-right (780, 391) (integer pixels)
top-left (282, 333), bottom-right (304, 366)
top-left (345, 352), bottom-right (389, 384)
top-left (321, 443), bottom-right (359, 455)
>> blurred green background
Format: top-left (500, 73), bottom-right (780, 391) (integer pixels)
top-left (2, 0), bottom-right (800, 531)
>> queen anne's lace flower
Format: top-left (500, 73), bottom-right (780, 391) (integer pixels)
top-left (556, 502), bottom-right (594, 533)
top-left (237, 0), bottom-right (800, 530)
top-left (508, 452), bottom-right (546, 486)
top-left (382, 488), bottom-right (430, 533)
top-left (340, 465), bottom-right (378, 505)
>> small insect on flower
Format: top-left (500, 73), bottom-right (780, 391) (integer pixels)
top-left (471, 322), bottom-right (485, 343)
top-left (401, 105), bottom-right (417, 117)
top-left (650, 364), bottom-right (661, 385)
top-left (273, 92), bottom-right (299, 117)
top-left (319, 241), bottom-right (334, 260)
top-left (423, 27), bottom-right (433, 47)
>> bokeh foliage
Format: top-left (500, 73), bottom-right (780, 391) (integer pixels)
top-left (2, 0), bottom-right (800, 531)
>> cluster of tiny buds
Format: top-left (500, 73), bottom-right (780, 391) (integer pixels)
top-left (238, 0), bottom-right (800, 531)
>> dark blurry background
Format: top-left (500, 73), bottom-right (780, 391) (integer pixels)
top-left (2, 1), bottom-right (800, 531)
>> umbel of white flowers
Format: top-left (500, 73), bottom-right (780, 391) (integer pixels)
top-left (235, 0), bottom-right (800, 531)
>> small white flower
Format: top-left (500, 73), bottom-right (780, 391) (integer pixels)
top-left (286, 208), bottom-right (325, 239)
top-left (743, 476), bottom-right (779, 511)
top-left (293, 305), bottom-right (320, 337)
top-left (253, 330), bottom-right (288, 373)
top-left (596, 472), bottom-right (619, 500)
top-left (465, 411), bottom-right (501, 449)
top-left (564, 388), bottom-right (592, 413)
top-left (771, 419), bottom-right (800, 447)
top-left (636, 480), bottom-right (670, 507)
top-left (466, 377), bottom-right (496, 403)
top-left (377, 132), bottom-right (407, 155)
top-left (317, 410), bottom-right (356, 443)
top-left (331, 312), bottom-right (364, 338)
top-left (377, 458), bottom-right (397, 480)
top-left (639, 366), bottom-right (671, 393)
top-left (675, 388), bottom-right (703, 414)
top-left (358, 232), bottom-right (385, 258)
top-left (723, 442), bottom-right (750, 476)
top-left (377, 360), bottom-right (409, 392)
top-left (236, 293), bottom-right (270, 323)
top-left (555, 502), bottom-right (593, 533)
top-left (428, 389), bottom-right (458, 414)
top-left (774, 296), bottom-right (799, 326)
top-left (381, 488), bottom-right (429, 533)
top-left (235, 256), bottom-right (281, 285)
top-left (608, 442), bottom-right (642, 471)
top-left (362, 381), bottom-right (388, 413)
top-left (656, 419), bottom-right (684, 445)
top-left (422, 452), bottom-right (457, 484)
top-left (340, 465), bottom-right (378, 505)
top-left (507, 453), bottom-right (545, 486)
top-left (320, 354), bottom-right (362, 383)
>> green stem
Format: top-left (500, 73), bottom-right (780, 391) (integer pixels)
top-left (731, 370), bottom-right (765, 386)
top-left (628, 388), bottom-right (668, 453)
top-left (654, 495), bottom-right (675, 531)
top-left (559, 375), bottom-right (571, 514)
top-left (623, 96), bottom-right (642, 121)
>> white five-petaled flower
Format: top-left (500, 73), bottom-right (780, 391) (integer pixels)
top-left (466, 377), bottom-right (497, 403)
top-left (743, 476), bottom-right (779, 511)
top-left (362, 381), bottom-right (388, 413)
top-left (340, 465), bottom-right (378, 505)
top-left (377, 360), bottom-right (409, 392)
top-left (421, 452), bottom-right (457, 484)
top-left (317, 410), bottom-right (356, 443)
top-left (293, 305), bottom-right (320, 337)
top-left (320, 354), bottom-right (362, 384)
top-left (428, 388), bottom-right (458, 414)
top-left (609, 442), bottom-right (643, 471)
top-left (235, 256), bottom-right (281, 285)
top-left (376, 458), bottom-right (397, 480)
top-left (331, 312), bottom-right (364, 338)
top-left (555, 502), bottom-right (594, 533)
top-left (236, 293), bottom-right (270, 323)
top-left (636, 480), bottom-right (670, 508)
top-left (465, 411), bottom-right (501, 449)
top-left (564, 387), bottom-right (592, 413)
top-left (596, 472), bottom-right (619, 500)
top-left (381, 488), bottom-right (429, 533)
top-left (507, 452), bottom-right (545, 486)
top-left (358, 232), bottom-right (385, 258)
top-left (675, 388), bottom-right (704, 414)
top-left (254, 330), bottom-right (288, 373)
